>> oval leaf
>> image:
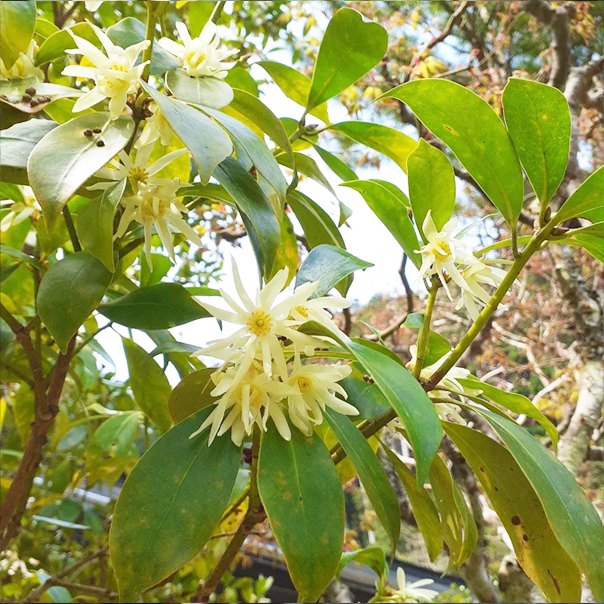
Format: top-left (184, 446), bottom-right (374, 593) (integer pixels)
top-left (168, 368), bottom-right (217, 424)
top-left (308, 8), bottom-right (387, 110)
top-left (502, 78), bottom-right (571, 205)
top-left (28, 113), bottom-right (134, 228)
top-left (0, 1), bottom-right (36, 68)
top-left (383, 79), bottom-right (524, 227)
top-left (166, 70), bottom-right (234, 109)
top-left (554, 165), bottom-right (604, 224)
top-left (99, 283), bottom-right (211, 330)
top-left (258, 425), bottom-right (344, 603)
top-left (110, 407), bottom-right (241, 603)
top-left (38, 251), bottom-right (112, 353)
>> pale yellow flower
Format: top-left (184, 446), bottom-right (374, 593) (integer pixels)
top-left (0, 40), bottom-right (44, 82)
top-left (62, 23), bottom-right (149, 119)
top-left (135, 101), bottom-right (174, 149)
top-left (85, 1), bottom-right (104, 11)
top-left (0, 187), bottom-right (40, 232)
top-left (158, 21), bottom-right (236, 78)
top-left (456, 258), bottom-right (508, 320)
top-left (386, 567), bottom-right (439, 603)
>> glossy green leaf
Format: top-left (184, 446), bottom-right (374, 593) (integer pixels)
top-left (38, 252), bottom-right (112, 353)
top-left (481, 408), bottom-right (604, 601)
top-left (77, 180), bottom-right (126, 272)
top-left (88, 412), bottom-right (140, 459)
top-left (28, 113), bottom-right (134, 228)
top-left (330, 121), bottom-right (418, 174)
top-left (141, 81), bottom-right (232, 184)
top-left (110, 407), bottom-right (241, 602)
top-left (166, 70), bottom-right (234, 109)
top-left (122, 338), bottom-right (172, 433)
top-left (382, 445), bottom-right (443, 562)
top-left (402, 313), bottom-right (451, 366)
top-left (99, 283), bottom-right (211, 330)
top-left (445, 423), bottom-right (581, 603)
top-left (339, 337), bottom-right (442, 487)
top-left (341, 179), bottom-right (421, 268)
top-left (554, 166), bottom-right (604, 224)
top-left (0, 120), bottom-right (58, 185)
top-left (407, 139), bottom-right (456, 240)
top-left (0, 1), bottom-right (36, 68)
top-left (277, 151), bottom-right (335, 195)
top-left (313, 145), bottom-right (358, 182)
top-left (106, 17), bottom-right (179, 75)
top-left (458, 377), bottom-right (558, 449)
top-left (267, 213), bottom-right (298, 284)
top-left (429, 453), bottom-right (477, 567)
top-left (337, 546), bottom-right (388, 583)
top-left (36, 22), bottom-right (98, 65)
top-left (256, 61), bottom-right (330, 124)
top-left (214, 157), bottom-right (281, 277)
top-left (341, 364), bottom-right (390, 420)
top-left (502, 78), bottom-right (571, 205)
top-left (326, 410), bottom-right (400, 557)
top-left (202, 106), bottom-right (287, 201)
top-left (0, 78), bottom-right (81, 117)
top-left (258, 425), bottom-right (344, 603)
top-left (168, 368), bottom-right (217, 424)
top-left (230, 89), bottom-right (294, 161)
top-left (140, 253), bottom-right (172, 286)
top-left (295, 244), bottom-right (372, 297)
top-left (308, 8), bottom-right (387, 109)
top-left (383, 79), bottom-right (524, 226)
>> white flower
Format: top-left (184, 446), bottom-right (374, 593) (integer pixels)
top-left (456, 258), bottom-right (508, 321)
top-left (88, 142), bottom-right (188, 193)
top-left (85, 1), bottom-right (104, 11)
top-left (62, 23), bottom-right (149, 119)
top-left (417, 211), bottom-right (474, 299)
top-left (159, 21), bottom-right (236, 79)
top-left (191, 357), bottom-right (295, 446)
top-left (389, 567), bottom-right (439, 603)
top-left (193, 262), bottom-right (350, 380)
top-left (0, 187), bottom-right (40, 232)
top-left (0, 40), bottom-right (44, 82)
top-left (135, 101), bottom-right (173, 149)
top-left (115, 178), bottom-right (202, 268)
top-left (286, 348), bottom-right (357, 434)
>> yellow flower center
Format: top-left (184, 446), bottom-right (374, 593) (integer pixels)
top-left (185, 50), bottom-right (206, 69)
top-left (434, 241), bottom-right (451, 260)
top-left (246, 310), bottom-right (273, 336)
top-left (129, 165), bottom-right (148, 185)
top-left (139, 188), bottom-right (166, 219)
top-left (297, 376), bottom-right (313, 393)
top-left (295, 306), bottom-right (308, 317)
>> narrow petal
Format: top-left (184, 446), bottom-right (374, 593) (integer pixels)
top-left (147, 147), bottom-right (188, 176)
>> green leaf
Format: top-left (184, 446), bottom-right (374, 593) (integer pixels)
top-left (480, 408), bottom-right (604, 601)
top-left (333, 336), bottom-right (442, 487)
top-left (258, 425), bottom-right (344, 603)
top-left (337, 547), bottom-right (388, 583)
top-left (168, 368), bottom-right (217, 424)
top-left (77, 180), bottom-right (126, 272)
top-left (140, 253), bottom-right (172, 286)
top-left (382, 445), bottom-right (443, 562)
top-left (88, 412), bottom-right (140, 459)
top-left (277, 151), bottom-right (335, 195)
top-left (201, 106), bottom-right (287, 201)
top-left (429, 453), bottom-right (477, 567)
top-left (341, 364), bottom-right (390, 420)
top-left (214, 157), bottom-right (281, 277)
top-left (502, 78), bottom-right (570, 205)
top-left (36, 23), bottom-right (98, 65)
top-left (0, 1), bottom-right (36, 68)
top-left (166, 70), bottom-right (234, 109)
top-left (0, 244), bottom-right (46, 273)
top-left (341, 179), bottom-right (421, 268)
top-left (308, 8), bottom-right (387, 110)
top-left (407, 139), bottom-right (456, 240)
top-left (110, 407), bottom-right (241, 603)
top-left (402, 313), bottom-right (451, 366)
top-left (563, 234), bottom-right (604, 263)
top-left (230, 89), bottom-right (294, 161)
top-left (38, 252), bottom-right (112, 353)
top-left (554, 166), bottom-right (604, 224)
top-left (256, 61), bottom-right (330, 124)
top-left (383, 79), bottom-right (524, 227)
top-left (0, 78), bottom-right (81, 117)
top-left (313, 145), bottom-right (358, 182)
top-left (267, 213), bottom-right (298, 284)
top-left (444, 423), bottom-right (581, 603)
top-left (0, 120), bottom-right (58, 185)
top-left (99, 283), bottom-right (211, 330)
top-left (326, 410), bottom-right (400, 557)
top-left (295, 244), bottom-right (372, 297)
top-left (28, 113), bottom-right (134, 228)
top-left (288, 191), bottom-right (345, 249)
top-left (122, 338), bottom-right (173, 433)
top-left (458, 377), bottom-right (558, 449)
top-left (141, 81), bottom-right (232, 184)
top-left (329, 121), bottom-right (418, 174)
top-left (106, 17), bottom-right (179, 75)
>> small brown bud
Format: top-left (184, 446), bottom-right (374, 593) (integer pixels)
top-left (25, 86), bottom-right (36, 96)
top-left (29, 99), bottom-right (39, 107)
top-left (21, 94), bottom-right (32, 103)
top-left (96, 140), bottom-right (105, 147)
top-left (242, 447), bottom-right (253, 464)
top-left (93, 127), bottom-right (102, 134)
top-left (84, 129), bottom-right (93, 137)
top-left (363, 374), bottom-right (375, 384)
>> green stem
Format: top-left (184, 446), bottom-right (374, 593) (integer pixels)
top-left (210, 1), bottom-right (227, 23)
top-left (413, 281), bottom-right (439, 379)
top-left (73, 322), bottom-right (113, 357)
top-left (62, 207), bottom-right (81, 252)
top-left (141, 2), bottom-right (164, 83)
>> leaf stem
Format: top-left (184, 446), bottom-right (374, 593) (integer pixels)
top-left (413, 280), bottom-right (439, 379)
top-left (62, 206), bottom-right (81, 252)
top-left (210, 1), bottom-right (227, 24)
top-left (141, 2), bottom-right (164, 83)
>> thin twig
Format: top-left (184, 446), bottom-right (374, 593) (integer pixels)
top-left (62, 206), bottom-right (81, 252)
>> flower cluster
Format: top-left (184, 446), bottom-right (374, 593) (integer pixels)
top-left (159, 21), bottom-right (237, 79)
top-left (62, 23), bottom-right (149, 119)
top-left (1, 40), bottom-right (44, 82)
top-left (417, 211), bottom-right (508, 320)
top-left (370, 568), bottom-right (439, 603)
top-left (190, 263), bottom-right (358, 446)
